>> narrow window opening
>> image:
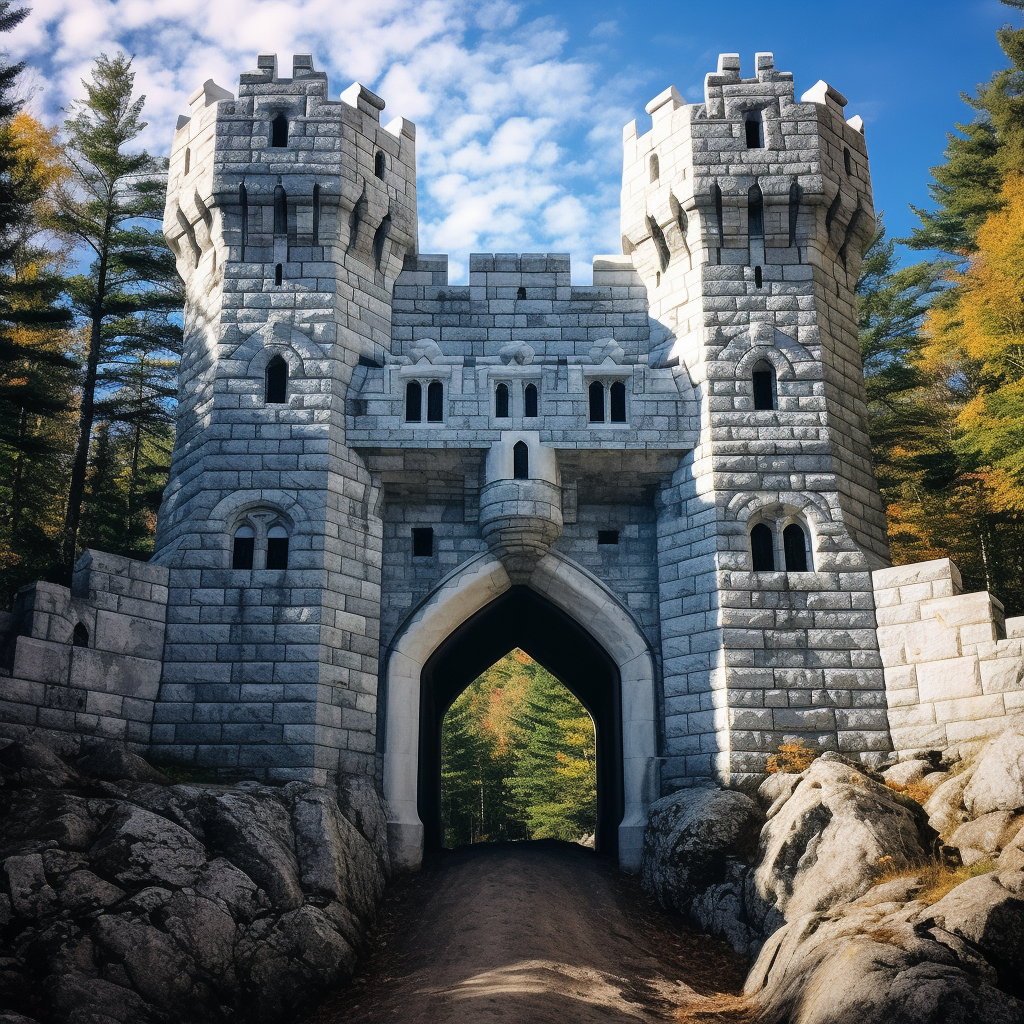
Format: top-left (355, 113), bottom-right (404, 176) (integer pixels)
top-left (748, 183), bottom-right (764, 239)
top-left (374, 150), bottom-right (386, 179)
top-left (266, 526), bottom-right (289, 570)
top-left (183, 148), bottom-right (190, 175)
top-left (412, 527), bottom-right (434, 557)
top-left (495, 382), bottom-right (510, 418)
top-left (752, 362), bottom-right (776, 411)
top-left (271, 112), bottom-right (288, 147)
top-left (788, 181), bottom-right (801, 247)
top-left (713, 182), bottom-right (724, 247)
top-left (233, 526), bottom-right (255, 570)
top-left (598, 530), bottom-right (619, 546)
top-left (405, 380), bottom-right (422, 422)
top-left (239, 183), bottom-right (249, 251)
top-left (750, 523), bottom-right (774, 571)
top-left (274, 184), bottom-right (287, 235)
top-left (754, 266), bottom-right (763, 288)
top-left (610, 380), bottom-right (626, 423)
top-left (312, 183), bottom-right (320, 246)
top-left (843, 147), bottom-right (852, 176)
top-left (265, 354), bottom-right (288, 404)
top-left (72, 623), bottom-right (89, 648)
top-left (656, 271), bottom-right (661, 287)
top-left (784, 523), bottom-right (809, 572)
top-left (649, 153), bottom-right (660, 182)
top-left (517, 285), bottom-right (526, 300)
top-left (745, 114), bottom-right (763, 149)
top-left (211, 250), bottom-right (217, 273)
top-left (274, 263), bottom-right (283, 286)
top-left (588, 381), bottom-right (605, 423)
top-left (513, 441), bottom-right (529, 480)
top-left (427, 380), bottom-right (444, 422)
top-left (524, 382), bottom-right (538, 418)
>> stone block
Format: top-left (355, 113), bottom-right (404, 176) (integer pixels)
top-left (980, 656), bottom-right (1024, 694)
top-left (10, 636), bottom-right (71, 683)
top-left (916, 656), bottom-right (982, 703)
top-left (904, 619), bottom-right (959, 663)
top-left (921, 591), bottom-right (1000, 630)
top-left (932, 693), bottom-right (1005, 725)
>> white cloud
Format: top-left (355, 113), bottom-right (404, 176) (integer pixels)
top-left (8, 0), bottom-right (651, 281)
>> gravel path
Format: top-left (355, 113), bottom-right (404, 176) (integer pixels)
top-left (297, 840), bottom-right (747, 1024)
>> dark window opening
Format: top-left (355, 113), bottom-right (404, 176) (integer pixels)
top-left (750, 523), bottom-right (774, 571)
top-left (405, 380), bottom-right (422, 422)
top-left (610, 380), bottom-right (626, 423)
top-left (745, 115), bottom-right (763, 149)
top-left (72, 623), bottom-right (89, 648)
top-left (374, 150), bottom-right (386, 179)
top-left (495, 382), bottom-right (510, 418)
top-left (266, 527), bottom-right (289, 570)
top-left (274, 184), bottom-right (287, 235)
top-left (524, 382), bottom-right (538, 418)
top-left (265, 354), bottom-right (288, 404)
top-left (183, 147), bottom-right (190, 175)
top-left (784, 524), bottom-right (808, 572)
top-left (649, 153), bottom-right (659, 182)
top-left (843, 147), bottom-right (852, 176)
top-left (752, 364), bottom-right (775, 410)
top-left (373, 214), bottom-right (391, 271)
top-left (271, 112), bottom-right (288, 147)
top-left (427, 380), bottom-right (444, 422)
top-left (274, 263), bottom-right (283, 286)
top-left (513, 441), bottom-right (529, 480)
top-left (656, 271), bottom-right (660, 287)
top-left (413, 527), bottom-right (434, 557)
top-left (598, 530), bottom-right (619, 546)
top-left (589, 381), bottom-right (605, 423)
top-left (748, 183), bottom-right (764, 239)
top-left (788, 181), bottom-right (801, 247)
top-left (517, 285), bottom-right (526, 300)
top-left (312, 183), bottom-right (320, 245)
top-left (239, 183), bottom-right (248, 250)
top-left (754, 266), bottom-right (763, 288)
top-left (233, 528), bottom-right (255, 570)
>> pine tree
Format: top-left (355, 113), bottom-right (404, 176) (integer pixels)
top-left (51, 52), bottom-right (182, 576)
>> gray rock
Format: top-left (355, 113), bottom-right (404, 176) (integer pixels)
top-left (158, 892), bottom-right (237, 981)
top-left (641, 786), bottom-right (765, 953)
top-left (89, 805), bottom-right (206, 888)
top-left (925, 766), bottom-right (977, 838)
top-left (965, 733), bottom-right (1024, 818)
top-left (336, 774), bottom-right (391, 874)
top-left (0, 740), bottom-right (78, 789)
top-left (76, 744), bottom-right (168, 786)
top-left (56, 870), bottom-right (124, 915)
top-left (193, 857), bottom-right (269, 922)
top-left (753, 755), bottom-right (930, 922)
top-left (883, 759), bottom-right (931, 788)
top-left (3, 853), bottom-right (57, 916)
top-left (950, 811), bottom-right (1022, 867)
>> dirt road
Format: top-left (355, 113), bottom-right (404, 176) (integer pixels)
top-left (298, 840), bottom-right (747, 1024)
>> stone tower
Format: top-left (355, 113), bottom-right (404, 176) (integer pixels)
top-left (153, 55), bottom-right (417, 782)
top-left (620, 52), bottom-right (890, 787)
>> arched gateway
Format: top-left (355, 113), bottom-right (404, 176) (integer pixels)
top-left (383, 553), bottom-right (657, 871)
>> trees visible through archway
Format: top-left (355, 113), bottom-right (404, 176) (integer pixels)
top-left (441, 649), bottom-right (597, 848)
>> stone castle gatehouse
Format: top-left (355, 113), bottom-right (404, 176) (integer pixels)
top-left (3, 52), bottom-right (1023, 872)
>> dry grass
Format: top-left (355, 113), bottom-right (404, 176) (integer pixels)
top-left (766, 740), bottom-right (817, 774)
top-left (874, 855), bottom-right (996, 905)
top-left (675, 994), bottom-right (754, 1022)
top-left (884, 778), bottom-right (933, 806)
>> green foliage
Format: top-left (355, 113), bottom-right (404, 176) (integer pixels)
top-left (440, 650), bottom-right (597, 848)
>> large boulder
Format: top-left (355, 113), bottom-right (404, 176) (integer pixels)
top-left (965, 731), bottom-right (1024, 818)
top-left (90, 805), bottom-right (206, 888)
top-left (641, 786), bottom-right (765, 953)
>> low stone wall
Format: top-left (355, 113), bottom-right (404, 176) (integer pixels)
top-left (873, 558), bottom-right (1024, 757)
top-left (0, 550), bottom-right (168, 755)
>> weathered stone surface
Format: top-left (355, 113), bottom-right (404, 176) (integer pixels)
top-left (90, 805), bottom-right (206, 888)
top-left (965, 732), bottom-right (1024, 817)
top-left (925, 766), bottom-right (978, 837)
top-left (883, 758), bottom-right (932, 787)
top-left (76, 743), bottom-right (168, 786)
top-left (950, 811), bottom-right (1022, 866)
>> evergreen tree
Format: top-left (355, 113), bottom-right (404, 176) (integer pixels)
top-left (51, 52), bottom-right (182, 576)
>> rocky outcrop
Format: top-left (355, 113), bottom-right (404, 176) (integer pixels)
top-left (0, 738), bottom-right (388, 1024)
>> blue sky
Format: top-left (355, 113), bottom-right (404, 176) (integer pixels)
top-left (9, 0), bottom-right (1018, 281)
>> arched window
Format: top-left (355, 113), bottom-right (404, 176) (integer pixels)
top-left (752, 360), bottom-right (776, 411)
top-left (649, 153), bottom-right (660, 182)
top-left (183, 148), bottom-right (190, 176)
top-left (427, 380), bottom-right (444, 422)
top-left (233, 526), bottom-right (255, 569)
top-left (750, 523), bottom-right (774, 571)
top-left (784, 523), bottom-right (809, 572)
top-left (589, 381), bottom-right (605, 423)
top-left (265, 355), bottom-right (288, 404)
top-left (748, 183), bottom-right (764, 239)
top-left (495, 382), bottom-right (510, 418)
top-left (239, 183), bottom-right (249, 251)
top-left (610, 380), bottom-right (626, 423)
top-left (274, 184), bottom-right (287, 235)
top-left (271, 113), bottom-right (288, 148)
top-left (405, 380), bottom-right (422, 422)
top-left (524, 382), bottom-right (538, 418)
top-left (312, 183), bottom-right (320, 246)
top-left (274, 263), bottom-right (283, 286)
top-left (745, 114), bottom-right (762, 149)
top-left (374, 151), bottom-right (386, 179)
top-left (72, 623), bottom-right (89, 648)
top-left (266, 525), bottom-right (289, 570)
top-left (513, 441), bottom-right (529, 480)
top-left (844, 147), bottom-right (852, 176)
